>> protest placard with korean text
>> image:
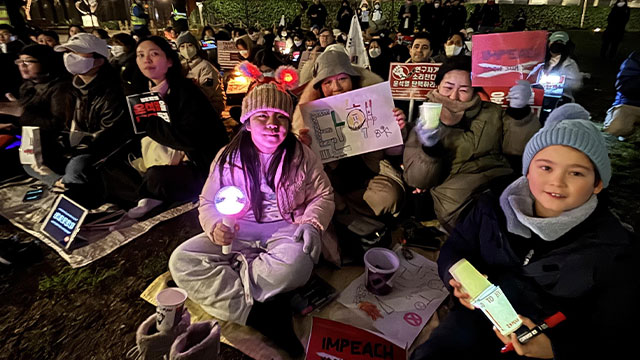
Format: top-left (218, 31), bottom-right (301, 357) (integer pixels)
top-left (389, 63), bottom-right (441, 100)
top-left (126, 92), bottom-right (170, 134)
top-left (472, 31), bottom-right (547, 87)
top-left (300, 82), bottom-right (403, 163)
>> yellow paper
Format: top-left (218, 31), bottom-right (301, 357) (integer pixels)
top-left (448, 258), bottom-right (492, 301)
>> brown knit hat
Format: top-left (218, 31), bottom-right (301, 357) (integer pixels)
top-left (240, 83), bottom-right (294, 123)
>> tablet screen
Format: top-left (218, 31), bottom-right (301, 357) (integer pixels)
top-left (41, 195), bottom-right (88, 249)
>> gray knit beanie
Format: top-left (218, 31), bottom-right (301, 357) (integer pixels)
top-left (176, 32), bottom-right (199, 49)
top-left (240, 83), bottom-right (294, 123)
top-left (522, 103), bottom-right (611, 188)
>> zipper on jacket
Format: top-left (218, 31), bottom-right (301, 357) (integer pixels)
top-left (523, 249), bottom-right (534, 266)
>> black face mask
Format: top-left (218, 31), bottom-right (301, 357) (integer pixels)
top-left (549, 42), bottom-right (565, 54)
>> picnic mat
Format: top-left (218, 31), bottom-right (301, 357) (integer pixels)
top-left (141, 247), bottom-right (450, 360)
top-left (0, 177), bottom-right (197, 268)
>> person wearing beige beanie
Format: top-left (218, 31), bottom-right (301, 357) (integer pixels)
top-left (169, 82), bottom-right (334, 357)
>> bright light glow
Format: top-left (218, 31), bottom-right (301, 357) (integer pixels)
top-left (284, 73), bottom-right (293, 82)
top-left (214, 186), bottom-right (246, 216)
top-left (234, 71), bottom-right (242, 76)
top-left (540, 74), bottom-right (561, 85)
top-left (594, 28), bottom-right (601, 32)
top-left (235, 76), bottom-right (248, 84)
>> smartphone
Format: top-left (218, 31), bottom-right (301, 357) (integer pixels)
top-left (200, 39), bottom-right (217, 50)
top-left (23, 188), bottom-right (44, 202)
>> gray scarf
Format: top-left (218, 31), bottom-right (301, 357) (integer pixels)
top-left (499, 176), bottom-right (598, 241)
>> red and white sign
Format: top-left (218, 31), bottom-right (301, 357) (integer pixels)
top-left (306, 317), bottom-right (406, 360)
top-left (472, 31), bottom-right (547, 87)
top-left (389, 62), bottom-right (441, 100)
top-left (479, 86), bottom-right (545, 116)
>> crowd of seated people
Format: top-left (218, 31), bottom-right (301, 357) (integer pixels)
top-left (0, 10), bottom-right (637, 359)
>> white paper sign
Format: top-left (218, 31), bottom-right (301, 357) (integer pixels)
top-left (300, 81), bottom-right (403, 163)
top-left (337, 247), bottom-right (449, 348)
top-left (472, 285), bottom-right (523, 336)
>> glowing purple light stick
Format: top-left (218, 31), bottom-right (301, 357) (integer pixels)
top-left (214, 186), bottom-right (247, 254)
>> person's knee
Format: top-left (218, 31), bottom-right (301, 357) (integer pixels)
top-left (262, 244), bottom-right (313, 289)
top-left (363, 176), bottom-right (404, 216)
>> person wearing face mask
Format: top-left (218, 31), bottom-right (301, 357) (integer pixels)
top-left (0, 45), bottom-right (73, 187)
top-left (368, 37), bottom-right (391, 80)
top-left (293, 50), bottom-right (408, 221)
top-left (108, 33), bottom-right (139, 94)
top-left (357, 0), bottom-right (371, 32)
top-left (369, 1), bottom-right (387, 33)
top-left (289, 32), bottom-right (305, 66)
top-left (403, 56), bottom-right (540, 231)
top-left (176, 32), bottom-right (225, 115)
top-left (528, 31), bottom-right (582, 124)
top-left (52, 33), bottom-right (139, 208)
top-left (235, 35), bottom-right (258, 63)
top-left (129, 36), bottom-right (228, 218)
top-left (600, 0), bottom-right (630, 59)
top-left (444, 32), bottom-right (469, 57)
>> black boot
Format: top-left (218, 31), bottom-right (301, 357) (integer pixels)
top-left (246, 293), bottom-right (304, 358)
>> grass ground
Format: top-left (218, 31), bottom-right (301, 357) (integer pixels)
top-left (0, 29), bottom-right (638, 360)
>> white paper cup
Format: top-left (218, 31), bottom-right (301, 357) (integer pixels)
top-left (419, 102), bottom-right (442, 130)
top-left (155, 287), bottom-right (188, 332)
top-left (364, 248), bottom-right (400, 296)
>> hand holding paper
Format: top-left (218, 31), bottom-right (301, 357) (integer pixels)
top-left (449, 258), bottom-right (523, 336)
top-left (508, 80), bottom-right (532, 109)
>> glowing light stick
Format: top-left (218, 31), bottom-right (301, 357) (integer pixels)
top-left (214, 186), bottom-right (247, 254)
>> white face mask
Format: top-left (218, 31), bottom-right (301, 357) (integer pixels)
top-left (64, 52), bottom-right (95, 75)
top-left (375, 4), bottom-right (380, 9)
top-left (204, 35), bottom-right (215, 40)
top-left (262, 71), bottom-right (275, 78)
top-left (617, 1), bottom-right (625, 6)
top-left (294, 40), bottom-right (303, 47)
top-left (239, 50), bottom-right (249, 58)
top-left (110, 45), bottom-right (125, 58)
top-left (180, 46), bottom-right (197, 60)
top-left (281, 32), bottom-right (287, 37)
top-left (369, 47), bottom-right (381, 58)
top-left (445, 44), bottom-right (462, 57)
top-left (434, 3), bottom-right (440, 8)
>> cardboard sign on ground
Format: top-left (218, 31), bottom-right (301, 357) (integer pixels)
top-left (389, 63), bottom-right (441, 100)
top-left (472, 31), bottom-right (547, 87)
top-left (300, 82), bottom-right (403, 163)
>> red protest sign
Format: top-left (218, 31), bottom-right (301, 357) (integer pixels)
top-left (479, 86), bottom-right (545, 117)
top-left (471, 31), bottom-right (547, 87)
top-left (389, 63), bottom-right (441, 100)
top-left (306, 317), bottom-right (406, 360)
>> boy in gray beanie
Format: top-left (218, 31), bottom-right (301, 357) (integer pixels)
top-left (411, 104), bottom-right (638, 360)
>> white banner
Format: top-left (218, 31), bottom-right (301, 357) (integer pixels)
top-left (347, 14), bottom-right (370, 70)
top-left (300, 82), bottom-right (403, 163)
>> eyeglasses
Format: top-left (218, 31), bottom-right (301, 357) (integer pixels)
top-left (14, 59), bottom-right (39, 66)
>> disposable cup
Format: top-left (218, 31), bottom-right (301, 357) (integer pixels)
top-left (419, 102), bottom-right (442, 130)
top-left (364, 248), bottom-right (400, 296)
top-left (155, 287), bottom-right (188, 332)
